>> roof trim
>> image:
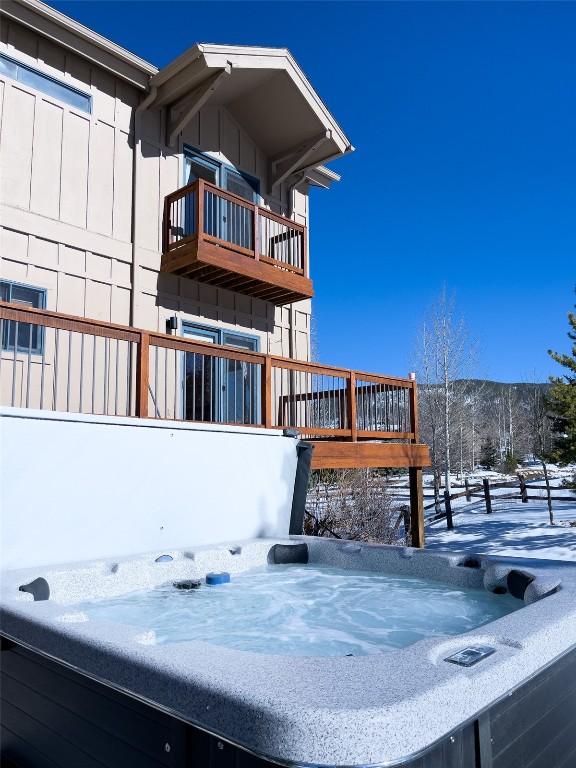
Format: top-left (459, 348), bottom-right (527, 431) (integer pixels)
top-left (0, 0), bottom-right (157, 89)
top-left (151, 43), bottom-right (353, 154)
top-left (314, 166), bottom-right (342, 182)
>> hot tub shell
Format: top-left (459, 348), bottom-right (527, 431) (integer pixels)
top-left (2, 538), bottom-right (576, 768)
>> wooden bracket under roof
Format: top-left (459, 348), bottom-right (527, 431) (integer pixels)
top-left (166, 64), bottom-right (232, 147)
top-left (270, 131), bottom-right (331, 189)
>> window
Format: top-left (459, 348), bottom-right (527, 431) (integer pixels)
top-left (183, 147), bottom-right (260, 201)
top-left (0, 53), bottom-right (91, 113)
top-left (182, 148), bottom-right (260, 250)
top-left (0, 281), bottom-right (46, 354)
top-left (222, 167), bottom-right (259, 203)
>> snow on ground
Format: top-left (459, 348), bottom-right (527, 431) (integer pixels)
top-left (426, 494), bottom-right (576, 563)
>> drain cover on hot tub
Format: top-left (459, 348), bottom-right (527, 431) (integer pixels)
top-left (445, 645), bottom-right (496, 667)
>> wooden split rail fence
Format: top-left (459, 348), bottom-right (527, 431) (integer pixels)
top-left (428, 475), bottom-right (576, 530)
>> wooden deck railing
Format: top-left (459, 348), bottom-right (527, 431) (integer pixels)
top-left (163, 179), bottom-right (308, 276)
top-left (0, 302), bottom-right (417, 441)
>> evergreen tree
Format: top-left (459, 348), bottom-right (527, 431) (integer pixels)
top-left (501, 450), bottom-right (518, 474)
top-left (480, 437), bottom-right (498, 470)
top-left (547, 299), bottom-right (576, 465)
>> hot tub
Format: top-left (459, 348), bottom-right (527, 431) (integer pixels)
top-left (2, 537), bottom-right (576, 768)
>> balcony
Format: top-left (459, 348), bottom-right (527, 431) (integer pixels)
top-left (0, 302), bottom-right (430, 472)
top-left (161, 180), bottom-right (313, 305)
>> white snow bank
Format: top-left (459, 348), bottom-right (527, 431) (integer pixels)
top-left (426, 497), bottom-right (576, 562)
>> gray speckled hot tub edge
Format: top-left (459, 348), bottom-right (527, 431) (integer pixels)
top-left (1, 537), bottom-right (575, 767)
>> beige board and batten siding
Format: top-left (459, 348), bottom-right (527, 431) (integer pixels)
top-left (0, 18), bottom-right (311, 368)
top-left (0, 18), bottom-right (135, 325)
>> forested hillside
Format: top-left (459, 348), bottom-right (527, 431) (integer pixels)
top-left (419, 379), bottom-right (551, 479)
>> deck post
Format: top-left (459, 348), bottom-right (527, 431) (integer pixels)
top-left (136, 332), bottom-right (149, 418)
top-left (409, 467), bottom-right (425, 548)
top-left (408, 375), bottom-right (425, 548)
top-left (196, 179), bottom-right (204, 244)
top-left (253, 203), bottom-right (259, 260)
top-left (347, 372), bottom-right (358, 441)
top-left (262, 356), bottom-right (272, 428)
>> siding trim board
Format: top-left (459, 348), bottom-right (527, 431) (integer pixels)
top-left (0, 206), bottom-right (133, 262)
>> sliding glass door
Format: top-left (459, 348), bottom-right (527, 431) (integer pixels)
top-left (182, 324), bottom-right (260, 425)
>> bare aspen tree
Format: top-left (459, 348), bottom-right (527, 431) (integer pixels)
top-left (415, 289), bottom-right (476, 495)
top-left (468, 380), bottom-right (486, 470)
top-left (417, 321), bottom-right (443, 507)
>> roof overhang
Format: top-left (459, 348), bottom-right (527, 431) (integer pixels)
top-left (150, 44), bottom-right (354, 187)
top-left (0, 0), bottom-right (157, 89)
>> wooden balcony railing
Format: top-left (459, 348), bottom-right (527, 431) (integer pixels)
top-left (161, 180), bottom-right (313, 305)
top-left (0, 302), bottom-right (419, 444)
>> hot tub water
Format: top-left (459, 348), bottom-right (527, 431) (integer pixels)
top-left (73, 564), bottom-right (521, 657)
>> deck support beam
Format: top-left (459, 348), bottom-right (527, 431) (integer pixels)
top-left (409, 467), bottom-right (425, 548)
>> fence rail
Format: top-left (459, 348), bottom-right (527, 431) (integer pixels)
top-left (426, 474), bottom-right (576, 529)
top-left (164, 179), bottom-right (307, 275)
top-left (0, 302), bottom-right (416, 441)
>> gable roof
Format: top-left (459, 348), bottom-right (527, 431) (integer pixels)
top-left (151, 43), bottom-right (353, 181)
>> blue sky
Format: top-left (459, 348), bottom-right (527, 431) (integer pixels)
top-left (50, 1), bottom-right (575, 383)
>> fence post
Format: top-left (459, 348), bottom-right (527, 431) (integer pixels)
top-left (518, 473), bottom-right (528, 503)
top-left (465, 477), bottom-right (471, 502)
top-left (444, 490), bottom-right (454, 530)
top-left (136, 332), bottom-right (149, 418)
top-left (542, 461), bottom-right (554, 525)
top-left (483, 478), bottom-right (492, 514)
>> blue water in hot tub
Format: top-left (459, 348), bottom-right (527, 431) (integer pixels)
top-left (73, 564), bottom-right (521, 657)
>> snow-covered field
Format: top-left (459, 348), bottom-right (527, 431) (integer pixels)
top-left (426, 478), bottom-right (576, 562)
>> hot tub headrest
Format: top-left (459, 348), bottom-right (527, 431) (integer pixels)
top-left (19, 577), bottom-right (50, 601)
top-left (507, 570), bottom-right (536, 600)
top-left (268, 543), bottom-right (309, 565)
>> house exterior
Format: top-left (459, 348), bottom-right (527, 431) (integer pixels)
top-left (0, 0), bottom-right (429, 544)
top-left (0, 0), bottom-right (352, 363)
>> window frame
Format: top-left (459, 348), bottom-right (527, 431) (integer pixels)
top-left (181, 322), bottom-right (260, 352)
top-left (0, 52), bottom-right (92, 114)
top-left (0, 280), bottom-right (47, 355)
top-left (183, 145), bottom-right (261, 203)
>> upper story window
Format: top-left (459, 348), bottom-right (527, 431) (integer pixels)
top-left (184, 147), bottom-right (260, 203)
top-left (0, 281), bottom-right (46, 354)
top-left (0, 52), bottom-right (92, 113)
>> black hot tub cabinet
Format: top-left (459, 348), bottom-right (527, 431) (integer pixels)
top-left (1, 538), bottom-right (576, 768)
